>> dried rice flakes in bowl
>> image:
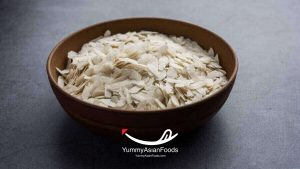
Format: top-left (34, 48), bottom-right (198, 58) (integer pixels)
top-left (56, 30), bottom-right (228, 110)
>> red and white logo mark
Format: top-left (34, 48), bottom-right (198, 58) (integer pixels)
top-left (122, 128), bottom-right (178, 146)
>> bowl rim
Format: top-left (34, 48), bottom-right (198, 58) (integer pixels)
top-left (47, 17), bottom-right (238, 114)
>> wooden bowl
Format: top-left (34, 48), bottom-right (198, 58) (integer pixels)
top-left (46, 18), bottom-right (238, 138)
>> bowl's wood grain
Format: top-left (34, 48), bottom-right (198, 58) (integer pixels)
top-left (47, 18), bottom-right (238, 138)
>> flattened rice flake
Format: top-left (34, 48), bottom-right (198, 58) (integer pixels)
top-left (56, 30), bottom-right (228, 110)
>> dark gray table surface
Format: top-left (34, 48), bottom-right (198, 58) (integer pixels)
top-left (0, 0), bottom-right (299, 168)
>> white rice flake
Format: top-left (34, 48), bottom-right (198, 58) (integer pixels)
top-left (56, 30), bottom-right (228, 110)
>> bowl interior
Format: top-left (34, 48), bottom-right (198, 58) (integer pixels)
top-left (48, 18), bottom-right (237, 105)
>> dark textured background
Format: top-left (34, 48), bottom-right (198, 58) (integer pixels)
top-left (0, 0), bottom-right (299, 168)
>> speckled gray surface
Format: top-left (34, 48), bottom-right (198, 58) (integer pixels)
top-left (0, 0), bottom-right (299, 168)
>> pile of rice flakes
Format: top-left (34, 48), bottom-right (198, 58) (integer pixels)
top-left (57, 30), bottom-right (228, 110)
